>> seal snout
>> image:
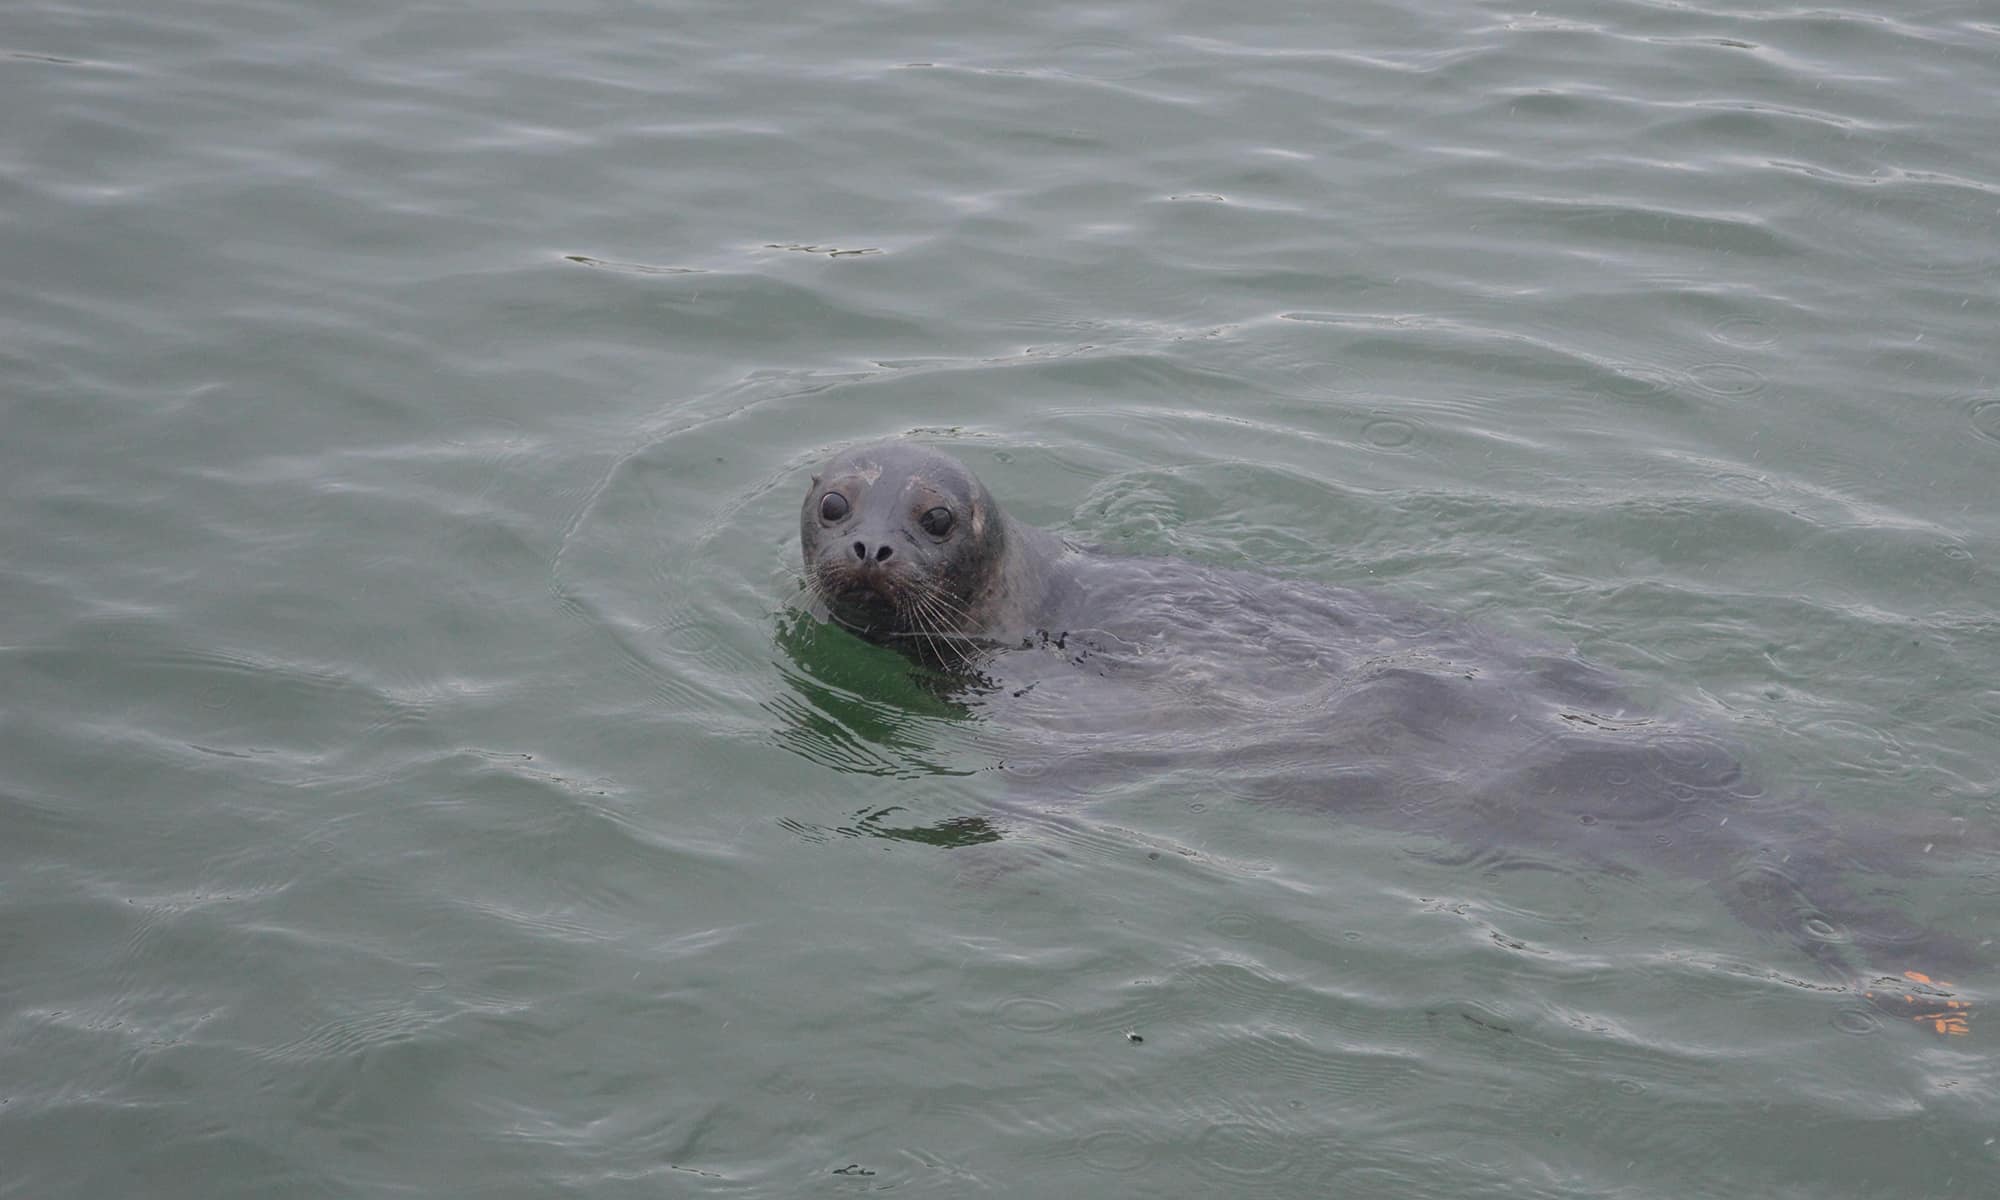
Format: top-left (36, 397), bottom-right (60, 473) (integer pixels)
top-left (851, 540), bottom-right (895, 563)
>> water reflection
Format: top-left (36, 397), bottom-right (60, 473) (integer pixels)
top-left (780, 805), bottom-right (1004, 848)
top-left (765, 611), bottom-right (987, 780)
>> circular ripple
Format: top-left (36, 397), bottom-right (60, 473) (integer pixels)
top-left (1475, 854), bottom-right (1609, 930)
top-left (1968, 398), bottom-right (2000, 445)
top-left (1191, 1120), bottom-right (1298, 1183)
top-left (1831, 1007), bottom-right (1882, 1036)
top-left (1082, 476), bottom-right (1184, 543)
top-left (1077, 1129), bottom-right (1150, 1172)
top-left (1601, 364), bottom-right (1684, 399)
top-left (414, 968), bottom-right (447, 991)
top-left (1361, 415), bottom-right (1418, 451)
top-left (1686, 363), bottom-right (1767, 397)
top-left (1211, 910), bottom-right (1259, 939)
top-left (1675, 808), bottom-right (1721, 836)
top-left (1002, 752), bottom-right (1060, 781)
top-left (661, 610), bottom-right (748, 673)
top-left (1710, 316), bottom-right (1777, 347)
top-left (994, 997), bottom-right (1068, 1033)
top-left (553, 374), bottom-right (887, 729)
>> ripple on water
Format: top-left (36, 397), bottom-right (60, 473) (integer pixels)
top-left (1189, 1117), bottom-right (1304, 1187)
top-left (1047, 37), bottom-right (1164, 82)
top-left (1685, 362), bottom-right (1768, 398)
top-left (993, 996), bottom-right (1069, 1034)
top-left (1796, 716), bottom-right (1917, 782)
top-left (114, 642), bottom-right (424, 759)
top-left (1201, 1024), bottom-right (1415, 1103)
top-left (1078, 475), bottom-right (1184, 544)
top-left (1805, 170), bottom-right (2000, 284)
top-left (1596, 362), bottom-right (1686, 401)
top-left (560, 253), bottom-right (703, 276)
top-left (1707, 469), bottom-right (1778, 500)
top-left (1075, 1128), bottom-right (1151, 1173)
top-left (1724, 858), bottom-right (1838, 950)
top-left (1473, 853), bottom-right (1612, 934)
top-left (555, 371), bottom-right (894, 735)
top-left (1708, 315), bottom-right (1777, 348)
top-left (1965, 396), bottom-right (2000, 446)
top-left (1361, 413), bottom-right (1420, 451)
top-left (1210, 909), bottom-right (1260, 939)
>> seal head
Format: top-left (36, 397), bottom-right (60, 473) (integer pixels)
top-left (800, 442), bottom-right (1011, 647)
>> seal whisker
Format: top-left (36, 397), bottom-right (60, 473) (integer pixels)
top-left (906, 591), bottom-right (979, 669)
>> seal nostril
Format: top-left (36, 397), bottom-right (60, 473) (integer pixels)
top-left (875, 545), bottom-right (893, 562)
top-left (852, 541), bottom-right (867, 560)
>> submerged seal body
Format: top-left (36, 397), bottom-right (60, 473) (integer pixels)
top-left (797, 441), bottom-right (1983, 1033)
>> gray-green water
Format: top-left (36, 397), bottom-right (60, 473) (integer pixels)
top-left (4, 0), bottom-right (1998, 1195)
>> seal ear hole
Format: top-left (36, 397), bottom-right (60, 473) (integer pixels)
top-left (920, 506), bottom-right (955, 537)
top-left (819, 492), bottom-right (850, 522)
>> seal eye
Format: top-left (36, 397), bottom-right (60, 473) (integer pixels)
top-left (819, 492), bottom-right (850, 522)
top-left (919, 506), bottom-right (955, 537)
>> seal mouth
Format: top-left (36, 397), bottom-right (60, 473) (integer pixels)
top-left (825, 582), bottom-right (901, 634)
top-left (810, 562), bottom-right (917, 633)
top-left (807, 560), bottom-right (978, 654)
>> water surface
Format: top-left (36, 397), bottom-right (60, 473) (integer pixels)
top-left (3, 0), bottom-right (1997, 1195)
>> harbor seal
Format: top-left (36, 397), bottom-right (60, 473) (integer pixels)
top-left (796, 440), bottom-right (1981, 1035)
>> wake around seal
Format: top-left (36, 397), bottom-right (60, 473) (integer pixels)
top-left (797, 440), bottom-right (1980, 1036)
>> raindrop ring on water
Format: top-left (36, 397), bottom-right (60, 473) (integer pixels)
top-left (994, 996), bottom-right (1068, 1033)
top-left (1709, 316), bottom-right (1776, 347)
top-left (1967, 397), bottom-right (2000, 445)
top-left (1077, 1129), bottom-right (1150, 1173)
top-left (1192, 1120), bottom-right (1296, 1182)
top-left (1686, 363), bottom-right (1767, 397)
top-left (1362, 415), bottom-right (1418, 450)
top-left (1210, 910), bottom-right (1258, 939)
